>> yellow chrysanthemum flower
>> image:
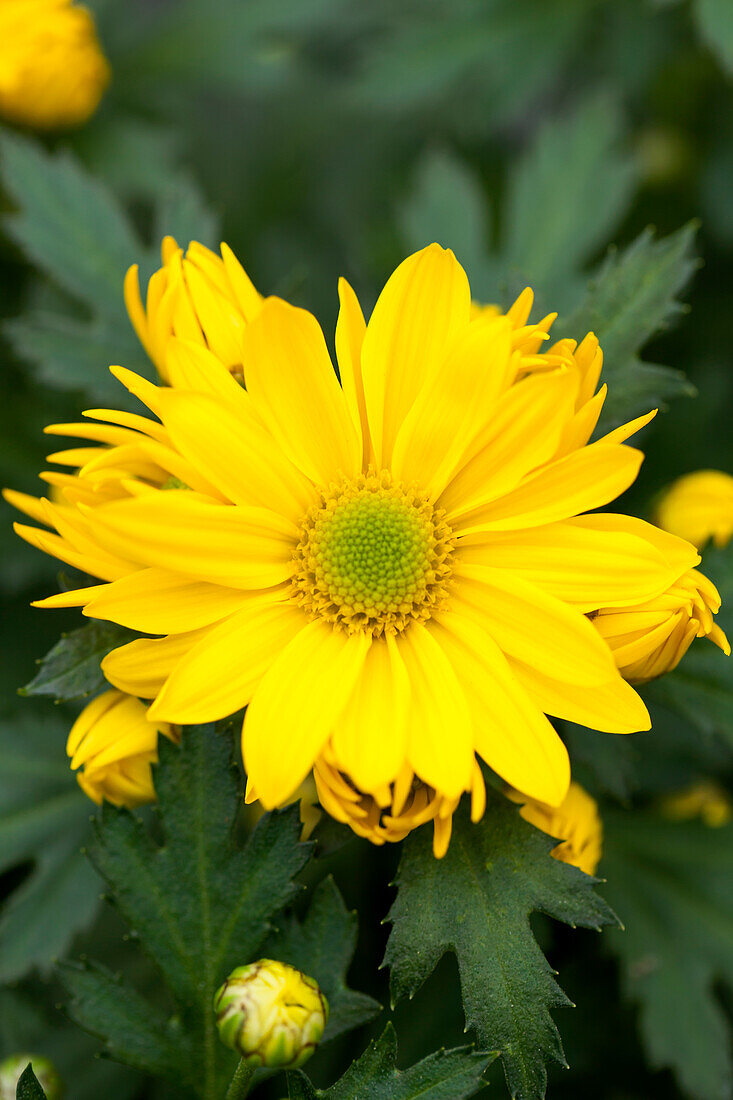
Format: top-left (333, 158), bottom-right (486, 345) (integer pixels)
top-left (125, 237), bottom-right (262, 382)
top-left (0, 0), bottom-right (109, 129)
top-left (594, 565), bottom-right (730, 683)
top-left (512, 781), bottom-right (603, 876)
top-left (660, 780), bottom-right (732, 828)
top-left (655, 469), bottom-right (733, 549)
top-left (68, 689), bottom-right (175, 807)
top-left (11, 244), bottom-right (723, 851)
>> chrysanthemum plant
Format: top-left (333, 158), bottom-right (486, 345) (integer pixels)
top-left (1, 134), bottom-right (732, 1100)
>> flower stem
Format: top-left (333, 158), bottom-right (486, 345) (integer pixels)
top-left (224, 1060), bottom-right (254, 1100)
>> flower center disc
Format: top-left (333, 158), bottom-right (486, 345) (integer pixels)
top-left (292, 472), bottom-right (454, 636)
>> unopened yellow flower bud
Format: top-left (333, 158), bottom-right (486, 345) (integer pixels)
top-left (0, 1054), bottom-right (63, 1100)
top-left (214, 960), bottom-right (328, 1069)
top-left (0, 0), bottom-right (109, 130)
top-left (124, 237), bottom-right (262, 383)
top-left (655, 469), bottom-right (733, 550)
top-left (660, 781), bottom-right (732, 828)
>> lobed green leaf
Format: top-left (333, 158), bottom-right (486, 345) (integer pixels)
top-left (288, 1024), bottom-right (493, 1100)
top-left (603, 811), bottom-right (733, 1100)
top-left (22, 621), bottom-right (135, 702)
top-left (385, 796), bottom-right (618, 1100)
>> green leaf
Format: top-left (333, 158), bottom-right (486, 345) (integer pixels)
top-left (61, 961), bottom-right (186, 1083)
top-left (557, 224), bottom-right (699, 430)
top-left (0, 706), bottom-right (100, 981)
top-left (153, 175), bottom-right (221, 253)
top-left (503, 94), bottom-right (636, 306)
top-left (384, 796), bottom-right (618, 1100)
top-left (694, 0), bottom-right (733, 74)
top-left (22, 621), bottom-right (134, 702)
top-left (603, 811), bottom-right (733, 1100)
top-left (5, 311), bottom-right (149, 406)
top-left (288, 1024), bottom-right (492, 1100)
top-left (64, 724), bottom-right (313, 1095)
top-left (0, 131), bottom-right (141, 316)
top-left (265, 876), bottom-right (380, 1041)
top-left (15, 1066), bottom-right (46, 1100)
top-left (399, 150), bottom-right (499, 299)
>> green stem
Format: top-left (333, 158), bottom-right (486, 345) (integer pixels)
top-left (224, 1060), bottom-right (254, 1100)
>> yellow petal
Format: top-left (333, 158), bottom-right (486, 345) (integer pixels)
top-left (241, 297), bottom-right (361, 485)
top-left (455, 444), bottom-right (643, 534)
top-left (510, 658), bottom-right (650, 733)
top-left (335, 277), bottom-right (371, 469)
top-left (331, 633), bottom-right (410, 793)
top-left (431, 612), bottom-right (570, 806)
top-left (396, 622), bottom-right (474, 799)
top-left (457, 517), bottom-right (681, 611)
top-left (155, 388), bottom-right (316, 519)
top-left (84, 493), bottom-right (297, 589)
top-left (163, 338), bottom-right (249, 405)
top-left (360, 244), bottom-right (471, 467)
top-left (243, 621), bottom-right (371, 807)
top-left (573, 512), bottom-right (700, 575)
top-left (391, 316), bottom-right (515, 497)
top-left (440, 372), bottom-right (577, 520)
top-left (221, 243), bottom-right (262, 319)
top-left (83, 568), bottom-right (249, 634)
top-left (149, 598), bottom-right (305, 723)
top-left (453, 564), bottom-right (618, 685)
top-left (13, 522), bottom-right (130, 582)
top-left (102, 629), bottom-right (210, 698)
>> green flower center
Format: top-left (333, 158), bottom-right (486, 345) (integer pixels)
top-left (292, 471), bottom-right (454, 636)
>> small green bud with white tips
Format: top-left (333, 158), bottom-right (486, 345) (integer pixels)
top-left (0, 1054), bottom-right (63, 1099)
top-left (214, 959), bottom-right (328, 1069)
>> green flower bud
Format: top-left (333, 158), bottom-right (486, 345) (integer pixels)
top-left (214, 959), bottom-right (328, 1069)
top-left (0, 1054), bottom-right (63, 1100)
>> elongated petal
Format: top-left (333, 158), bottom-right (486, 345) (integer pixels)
top-left (242, 297), bottom-right (361, 485)
top-left (457, 517), bottom-right (681, 611)
top-left (440, 372), bottom-right (577, 519)
top-left (391, 317), bottom-right (514, 497)
top-left (243, 621), bottom-right (371, 807)
top-left (453, 564), bottom-right (618, 685)
top-left (102, 629), bottom-right (210, 698)
top-left (335, 277), bottom-right (371, 469)
top-left (155, 388), bottom-right (316, 519)
top-left (572, 512), bottom-right (700, 574)
top-left (83, 568), bottom-right (250, 633)
top-left (331, 633), bottom-right (410, 793)
top-left (431, 612), bottom-right (570, 805)
top-left (396, 622), bottom-right (474, 799)
top-left (360, 244), bottom-right (471, 467)
top-left (83, 493), bottom-right (297, 589)
top-left (455, 444), bottom-right (643, 534)
top-left (13, 522), bottom-right (130, 582)
top-left (510, 657), bottom-right (650, 733)
top-left (164, 338), bottom-right (250, 406)
top-left (149, 598), bottom-right (305, 723)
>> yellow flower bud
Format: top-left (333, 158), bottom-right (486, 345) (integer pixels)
top-left (510, 782), bottom-right (603, 876)
top-left (214, 960), bottom-right (328, 1069)
top-left (660, 781), bottom-right (732, 828)
top-left (0, 1054), bottom-right (63, 1100)
top-left (655, 469), bottom-right (733, 550)
top-left (0, 0), bottom-right (109, 130)
top-left (124, 237), bottom-right (262, 383)
top-left (68, 689), bottom-right (178, 808)
top-left (593, 567), bottom-right (730, 684)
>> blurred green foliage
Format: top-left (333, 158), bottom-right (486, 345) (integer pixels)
top-left (0, 0), bottom-right (731, 1098)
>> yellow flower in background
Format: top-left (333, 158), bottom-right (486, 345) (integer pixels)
top-left (655, 469), bottom-right (733, 550)
top-left (594, 565), bottom-right (730, 684)
top-left (660, 781), bottom-right (732, 828)
top-left (68, 689), bottom-right (176, 807)
top-left (513, 782), bottom-right (603, 876)
top-left (10, 243), bottom-right (725, 852)
top-left (125, 237), bottom-right (262, 382)
top-left (0, 0), bottom-right (109, 130)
